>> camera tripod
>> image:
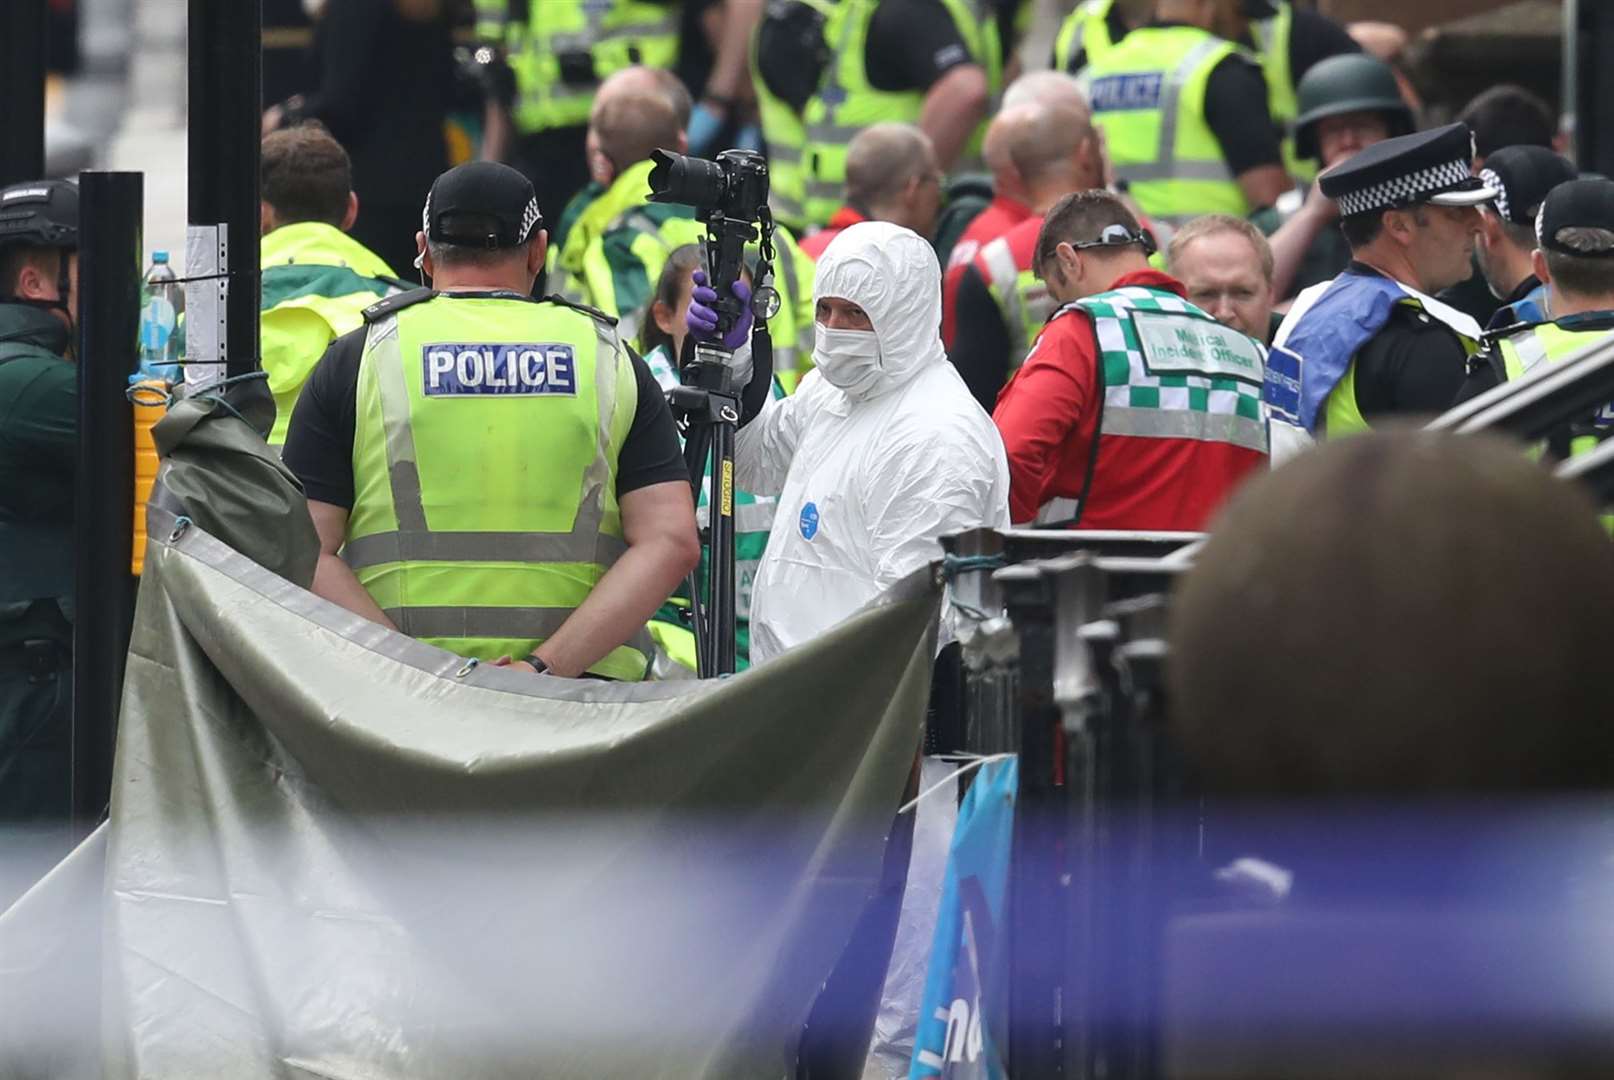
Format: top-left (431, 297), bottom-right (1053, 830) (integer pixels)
top-left (668, 342), bottom-right (744, 677)
top-left (647, 147), bottom-right (778, 677)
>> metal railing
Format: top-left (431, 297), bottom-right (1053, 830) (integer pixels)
top-left (942, 528), bottom-right (1199, 1079)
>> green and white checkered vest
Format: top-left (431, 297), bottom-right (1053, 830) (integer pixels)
top-left (1034, 284), bottom-right (1268, 524)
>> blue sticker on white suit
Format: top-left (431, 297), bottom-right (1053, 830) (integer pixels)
top-left (799, 502), bottom-right (820, 540)
top-left (422, 343), bottom-right (578, 396)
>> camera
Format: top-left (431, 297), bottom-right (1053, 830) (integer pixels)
top-left (645, 149), bottom-right (777, 679)
top-left (647, 148), bottom-right (770, 223)
top-left (646, 148), bottom-right (778, 341)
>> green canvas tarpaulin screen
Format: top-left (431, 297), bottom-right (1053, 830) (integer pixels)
top-left (0, 383), bottom-right (941, 1079)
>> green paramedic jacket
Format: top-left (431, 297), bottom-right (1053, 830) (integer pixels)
top-left (260, 221), bottom-right (402, 447)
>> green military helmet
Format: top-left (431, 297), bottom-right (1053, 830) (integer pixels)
top-left (1292, 53), bottom-right (1414, 163)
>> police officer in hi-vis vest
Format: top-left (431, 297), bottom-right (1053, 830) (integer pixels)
top-left (282, 162), bottom-right (699, 680)
top-left (1457, 178), bottom-right (1614, 461)
top-left (1055, 0), bottom-right (1359, 184)
top-left (1077, 0), bottom-right (1294, 236)
top-left (1268, 124), bottom-right (1496, 463)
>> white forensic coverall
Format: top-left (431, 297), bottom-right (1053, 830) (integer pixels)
top-left (736, 221), bottom-right (1012, 664)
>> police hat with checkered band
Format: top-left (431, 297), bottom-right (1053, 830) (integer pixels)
top-left (421, 162), bottom-right (543, 249)
top-left (1319, 122), bottom-right (1497, 220)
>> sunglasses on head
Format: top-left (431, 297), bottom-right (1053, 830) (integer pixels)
top-left (1068, 223), bottom-right (1157, 256)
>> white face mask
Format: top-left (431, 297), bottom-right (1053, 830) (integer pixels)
top-left (813, 323), bottom-right (884, 398)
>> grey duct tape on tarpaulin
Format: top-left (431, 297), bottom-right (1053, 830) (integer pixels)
top-left (0, 507), bottom-right (942, 1079)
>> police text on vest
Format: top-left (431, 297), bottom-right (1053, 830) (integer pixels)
top-left (422, 343), bottom-right (579, 396)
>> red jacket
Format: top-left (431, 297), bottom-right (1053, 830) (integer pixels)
top-left (799, 207), bottom-right (868, 260)
top-left (992, 269), bottom-right (1266, 530)
top-left (942, 196), bottom-right (1035, 346)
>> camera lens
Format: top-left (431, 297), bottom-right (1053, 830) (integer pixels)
top-left (648, 149), bottom-right (729, 210)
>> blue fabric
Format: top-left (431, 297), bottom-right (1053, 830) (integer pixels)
top-left (910, 758), bottom-right (1017, 1079)
top-left (1486, 282), bottom-right (1549, 332)
top-left (1276, 271), bottom-right (1409, 433)
top-left (1260, 343), bottom-right (1304, 428)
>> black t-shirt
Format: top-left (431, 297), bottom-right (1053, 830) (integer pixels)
top-left (865, 0), bottom-right (979, 93)
top-left (756, 0), bottom-right (983, 108)
top-left (949, 264), bottom-right (1014, 413)
top-left (1200, 48), bottom-right (1284, 176)
top-left (282, 295), bottom-right (688, 511)
top-left (1343, 267), bottom-right (1469, 423)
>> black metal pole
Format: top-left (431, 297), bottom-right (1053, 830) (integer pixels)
top-left (186, 0), bottom-right (262, 383)
top-left (0, 0), bottom-right (48, 187)
top-left (72, 170), bottom-right (143, 834)
top-left (709, 418), bottom-right (737, 675)
top-left (995, 565), bottom-right (1066, 1078)
top-left (1569, 0), bottom-right (1614, 178)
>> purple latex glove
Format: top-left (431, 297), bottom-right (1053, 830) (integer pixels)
top-left (686, 270), bottom-right (754, 351)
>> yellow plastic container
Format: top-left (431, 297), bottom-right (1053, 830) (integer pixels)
top-left (131, 380), bottom-right (169, 576)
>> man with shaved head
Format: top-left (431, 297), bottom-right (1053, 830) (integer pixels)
top-left (798, 123), bottom-right (942, 259)
top-left (948, 93), bottom-right (1105, 410)
top-left (942, 71), bottom-right (1092, 346)
top-left (545, 66), bottom-right (694, 336)
top-left (546, 67), bottom-right (818, 368)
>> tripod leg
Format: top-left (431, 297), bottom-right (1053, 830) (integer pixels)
top-left (710, 419), bottom-right (738, 675)
top-left (681, 423), bottom-right (714, 677)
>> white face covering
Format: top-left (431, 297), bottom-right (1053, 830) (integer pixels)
top-left (813, 323), bottom-right (884, 399)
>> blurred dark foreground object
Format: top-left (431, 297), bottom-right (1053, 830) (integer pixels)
top-left (1162, 429), bottom-right (1614, 1077)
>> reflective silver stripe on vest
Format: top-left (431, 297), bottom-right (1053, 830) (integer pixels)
top-left (770, 179), bottom-right (807, 228)
top-left (1112, 37), bottom-right (1236, 187)
top-left (1033, 411), bottom-right (1266, 525)
top-left (1509, 328), bottom-right (1551, 378)
top-left (801, 6), bottom-right (873, 207)
top-left (381, 604), bottom-right (657, 662)
top-left (980, 236), bottom-right (1027, 354)
top-left (537, 4), bottom-right (679, 61)
top-left (1035, 496), bottom-right (1080, 525)
top-left (349, 310), bottom-right (624, 589)
top-left (1101, 403), bottom-right (1267, 452)
top-left (517, 5), bottom-right (679, 116)
top-left (384, 605), bottom-right (576, 641)
top-left (771, 241), bottom-right (808, 374)
top-left (344, 529), bottom-right (628, 571)
top-left (770, 194), bottom-right (806, 230)
top-left (1064, 20), bottom-right (1085, 65)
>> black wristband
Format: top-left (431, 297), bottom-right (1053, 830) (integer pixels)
top-left (524, 652), bottom-right (550, 674)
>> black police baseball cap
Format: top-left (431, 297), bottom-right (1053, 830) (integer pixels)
top-left (1244, 0), bottom-right (1279, 15)
top-left (1321, 122), bottom-right (1497, 219)
top-left (1479, 145), bottom-right (1576, 227)
top-left (0, 180), bottom-right (79, 251)
top-left (420, 162), bottom-right (542, 249)
top-left (1536, 177), bottom-right (1614, 258)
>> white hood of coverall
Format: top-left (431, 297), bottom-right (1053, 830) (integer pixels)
top-left (735, 221), bottom-right (1012, 665)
